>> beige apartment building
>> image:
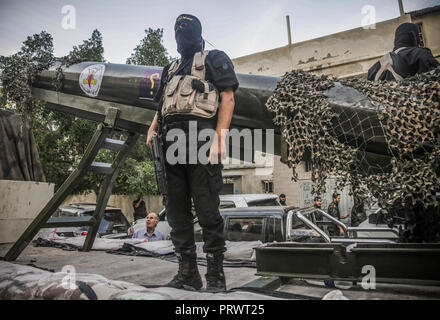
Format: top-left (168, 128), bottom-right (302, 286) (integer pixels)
top-left (225, 6), bottom-right (440, 212)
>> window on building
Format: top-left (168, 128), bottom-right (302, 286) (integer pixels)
top-left (415, 23), bottom-right (425, 47)
top-left (263, 181), bottom-right (273, 193)
top-left (220, 183), bottom-right (234, 195)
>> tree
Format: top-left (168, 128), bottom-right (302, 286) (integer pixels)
top-left (36, 30), bottom-right (106, 194)
top-left (119, 27), bottom-right (175, 196)
top-left (44, 28), bottom-right (159, 197)
top-left (113, 136), bottom-right (157, 196)
top-left (1, 28), bottom-right (162, 197)
top-left (69, 29), bottom-right (105, 62)
top-left (0, 31), bottom-right (54, 119)
top-left (0, 30), bottom-right (105, 193)
top-left (126, 28), bottom-right (171, 67)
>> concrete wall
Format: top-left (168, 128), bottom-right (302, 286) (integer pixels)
top-left (0, 180), bottom-right (54, 244)
top-left (272, 156), bottom-right (353, 216)
top-left (63, 193), bottom-right (164, 223)
top-left (413, 12), bottom-right (440, 56)
top-left (233, 15), bottom-right (421, 78)
top-left (298, 179), bottom-right (354, 220)
top-left (222, 150), bottom-right (275, 195)
top-left (272, 155), bottom-right (307, 207)
top-left (222, 166), bottom-right (266, 194)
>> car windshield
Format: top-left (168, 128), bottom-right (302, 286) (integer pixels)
top-left (247, 198), bottom-right (280, 207)
top-left (59, 209), bottom-right (82, 217)
top-left (98, 219), bottom-right (111, 234)
top-left (226, 217), bottom-right (264, 241)
top-left (219, 201), bottom-right (236, 209)
top-left (80, 210), bottom-right (127, 234)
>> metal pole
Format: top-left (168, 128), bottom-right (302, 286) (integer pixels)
top-left (398, 0), bottom-right (405, 16)
top-left (286, 15), bottom-right (292, 45)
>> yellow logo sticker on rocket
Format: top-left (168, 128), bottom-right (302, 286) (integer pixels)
top-left (79, 64), bottom-right (106, 97)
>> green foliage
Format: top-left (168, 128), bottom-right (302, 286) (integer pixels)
top-left (0, 31), bottom-right (54, 118)
top-left (115, 136), bottom-right (157, 196)
top-left (1, 29), bottom-right (161, 197)
top-left (115, 155), bottom-right (157, 197)
top-left (126, 28), bottom-right (171, 67)
top-left (1, 29), bottom-right (160, 197)
top-left (69, 29), bottom-right (105, 62)
top-left (35, 30), bottom-right (105, 194)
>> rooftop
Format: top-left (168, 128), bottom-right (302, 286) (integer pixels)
top-left (409, 5), bottom-right (440, 18)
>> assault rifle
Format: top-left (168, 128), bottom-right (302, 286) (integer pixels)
top-left (151, 133), bottom-right (168, 205)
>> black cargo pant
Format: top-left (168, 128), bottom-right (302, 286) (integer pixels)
top-left (163, 122), bottom-right (226, 254)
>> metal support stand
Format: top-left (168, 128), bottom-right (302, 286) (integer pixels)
top-left (4, 108), bottom-right (139, 261)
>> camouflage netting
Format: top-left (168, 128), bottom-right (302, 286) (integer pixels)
top-left (0, 109), bottom-right (46, 181)
top-left (266, 68), bottom-right (439, 223)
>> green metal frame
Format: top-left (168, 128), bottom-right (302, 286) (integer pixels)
top-left (4, 109), bottom-right (139, 261)
top-left (82, 131), bottom-right (138, 251)
top-left (255, 242), bottom-right (440, 286)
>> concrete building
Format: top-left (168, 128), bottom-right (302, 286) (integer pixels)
top-left (232, 7), bottom-right (440, 78)
top-left (221, 151), bottom-right (275, 195)
top-left (228, 6), bottom-right (440, 212)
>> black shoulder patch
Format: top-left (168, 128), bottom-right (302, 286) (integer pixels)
top-left (210, 50), bottom-right (233, 69)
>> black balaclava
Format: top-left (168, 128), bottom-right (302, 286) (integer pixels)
top-left (393, 23), bottom-right (421, 51)
top-left (175, 14), bottom-right (204, 59)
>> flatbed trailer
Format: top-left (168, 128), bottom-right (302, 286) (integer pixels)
top-left (254, 207), bottom-right (440, 286)
top-left (1, 243), bottom-right (440, 300)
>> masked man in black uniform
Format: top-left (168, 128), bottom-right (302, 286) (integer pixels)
top-left (368, 22), bottom-right (439, 81)
top-left (368, 23), bottom-right (439, 242)
top-left (147, 14), bottom-right (239, 292)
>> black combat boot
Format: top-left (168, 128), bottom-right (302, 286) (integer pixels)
top-left (166, 252), bottom-right (203, 291)
top-left (205, 252), bottom-right (226, 293)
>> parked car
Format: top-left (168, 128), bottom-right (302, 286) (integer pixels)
top-left (130, 194), bottom-right (282, 238)
top-left (43, 203), bottom-right (131, 239)
top-left (196, 206), bottom-right (287, 243)
top-left (194, 206), bottom-right (398, 244)
top-left (218, 194), bottom-right (281, 208)
top-left (132, 201), bottom-right (399, 244)
top-left (356, 209), bottom-right (401, 239)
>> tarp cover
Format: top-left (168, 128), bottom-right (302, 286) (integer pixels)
top-left (34, 230), bottom-right (262, 267)
top-left (0, 261), bottom-right (280, 300)
top-left (0, 109), bottom-right (45, 181)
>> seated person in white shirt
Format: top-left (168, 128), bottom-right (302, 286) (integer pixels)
top-left (132, 212), bottom-right (166, 241)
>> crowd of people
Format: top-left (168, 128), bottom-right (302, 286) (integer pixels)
top-left (279, 192), bottom-right (359, 236)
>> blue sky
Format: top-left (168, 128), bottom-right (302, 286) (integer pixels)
top-left (0, 0), bottom-right (439, 63)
